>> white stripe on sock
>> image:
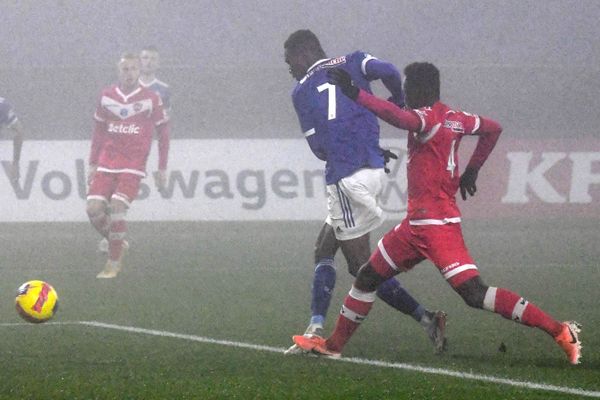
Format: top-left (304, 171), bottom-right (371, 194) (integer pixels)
top-left (443, 264), bottom-right (477, 280)
top-left (348, 286), bottom-right (376, 303)
top-left (483, 287), bottom-right (497, 312)
top-left (511, 298), bottom-right (529, 322)
top-left (340, 304), bottom-right (367, 323)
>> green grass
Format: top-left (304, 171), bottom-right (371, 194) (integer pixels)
top-left (0, 219), bottom-right (599, 399)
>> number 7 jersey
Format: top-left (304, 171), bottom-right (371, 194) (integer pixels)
top-left (291, 51), bottom-right (386, 185)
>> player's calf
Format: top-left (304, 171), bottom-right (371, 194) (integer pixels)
top-left (455, 276), bottom-right (488, 309)
top-left (108, 211), bottom-right (128, 263)
top-left (86, 200), bottom-right (110, 237)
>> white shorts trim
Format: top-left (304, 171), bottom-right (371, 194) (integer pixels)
top-left (409, 217), bottom-right (461, 226)
top-left (442, 264), bottom-right (478, 280)
top-left (377, 238), bottom-right (400, 271)
top-left (326, 168), bottom-right (385, 240)
top-left (111, 193), bottom-right (131, 207)
top-left (87, 195), bottom-right (108, 203)
top-left (97, 167), bottom-right (146, 177)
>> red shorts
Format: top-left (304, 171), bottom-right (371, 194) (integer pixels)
top-left (87, 171), bottom-right (142, 207)
top-left (369, 219), bottom-right (479, 288)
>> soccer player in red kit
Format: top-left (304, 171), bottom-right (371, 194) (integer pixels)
top-left (87, 53), bottom-right (170, 278)
top-left (293, 63), bottom-right (582, 365)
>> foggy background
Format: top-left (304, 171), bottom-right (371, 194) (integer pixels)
top-left (1, 0), bottom-right (599, 141)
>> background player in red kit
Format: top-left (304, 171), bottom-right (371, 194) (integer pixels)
top-left (87, 53), bottom-right (170, 279)
top-left (293, 63), bottom-right (582, 365)
top-left (97, 46), bottom-right (173, 254)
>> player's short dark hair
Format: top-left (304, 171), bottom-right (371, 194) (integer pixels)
top-left (403, 62), bottom-right (440, 108)
top-left (284, 29), bottom-right (324, 55)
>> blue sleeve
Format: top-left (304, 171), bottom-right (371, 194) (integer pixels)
top-left (292, 90), bottom-right (327, 161)
top-left (306, 135), bottom-right (327, 161)
top-left (364, 58), bottom-right (405, 107)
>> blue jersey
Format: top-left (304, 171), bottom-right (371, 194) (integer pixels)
top-left (140, 78), bottom-right (172, 115)
top-left (0, 97), bottom-right (18, 133)
top-left (291, 51), bottom-right (403, 184)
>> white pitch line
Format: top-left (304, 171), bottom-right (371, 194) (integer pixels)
top-left (1, 320), bottom-right (598, 398)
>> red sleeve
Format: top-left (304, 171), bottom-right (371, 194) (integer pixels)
top-left (356, 89), bottom-right (421, 132)
top-left (156, 122), bottom-right (170, 170)
top-left (466, 116), bottom-right (502, 170)
top-left (89, 120), bottom-right (105, 165)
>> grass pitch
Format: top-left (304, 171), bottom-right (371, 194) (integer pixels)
top-left (0, 218), bottom-right (598, 399)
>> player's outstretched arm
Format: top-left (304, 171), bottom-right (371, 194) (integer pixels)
top-left (328, 68), bottom-right (420, 131)
top-left (364, 58), bottom-right (404, 106)
top-left (460, 117), bottom-right (503, 200)
top-left (327, 68), bottom-right (359, 99)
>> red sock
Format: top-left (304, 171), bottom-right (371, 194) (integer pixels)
top-left (485, 287), bottom-right (563, 337)
top-left (108, 216), bottom-right (127, 262)
top-left (326, 286), bottom-right (375, 352)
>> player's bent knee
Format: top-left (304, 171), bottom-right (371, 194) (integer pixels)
top-left (355, 263), bottom-right (384, 292)
top-left (110, 197), bottom-right (129, 212)
top-left (314, 247), bottom-right (336, 264)
top-left (347, 261), bottom-right (361, 277)
top-left (314, 238), bottom-right (338, 264)
top-left (456, 276), bottom-right (488, 309)
top-left (86, 201), bottom-right (105, 218)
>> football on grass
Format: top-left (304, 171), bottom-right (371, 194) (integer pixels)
top-left (15, 280), bottom-right (59, 323)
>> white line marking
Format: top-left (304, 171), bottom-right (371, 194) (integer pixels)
top-left (2, 321), bottom-right (598, 398)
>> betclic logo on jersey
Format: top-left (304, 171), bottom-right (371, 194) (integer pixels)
top-left (107, 122), bottom-right (141, 135)
top-left (379, 145), bottom-right (408, 214)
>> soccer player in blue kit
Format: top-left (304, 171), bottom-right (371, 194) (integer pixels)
top-left (283, 29), bottom-right (447, 354)
top-left (139, 46), bottom-right (172, 119)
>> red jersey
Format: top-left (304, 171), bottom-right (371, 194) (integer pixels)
top-left (405, 102), bottom-right (481, 223)
top-left (356, 91), bottom-right (501, 224)
top-left (89, 85), bottom-right (169, 176)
